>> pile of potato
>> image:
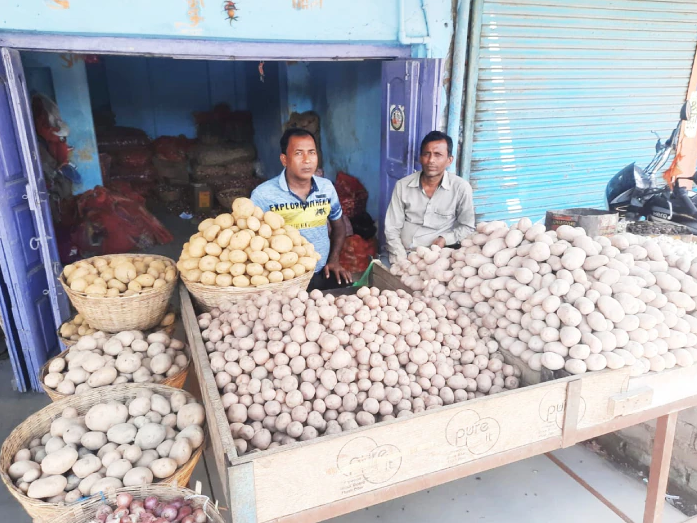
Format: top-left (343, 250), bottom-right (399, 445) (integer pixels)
top-left (198, 287), bottom-right (521, 456)
top-left (178, 198), bottom-right (321, 288)
top-left (63, 256), bottom-right (177, 298)
top-left (8, 390), bottom-right (205, 501)
top-left (44, 331), bottom-right (189, 395)
top-left (59, 312), bottom-right (176, 342)
top-left (391, 219), bottom-right (697, 376)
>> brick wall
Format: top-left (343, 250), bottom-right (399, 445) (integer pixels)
top-left (597, 408), bottom-right (697, 514)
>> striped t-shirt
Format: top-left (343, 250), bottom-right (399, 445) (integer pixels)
top-left (251, 171), bottom-right (342, 272)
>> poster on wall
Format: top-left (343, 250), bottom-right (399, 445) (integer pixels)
top-left (389, 105), bottom-right (405, 132)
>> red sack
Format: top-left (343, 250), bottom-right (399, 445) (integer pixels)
top-left (335, 171), bottom-right (368, 219)
top-left (154, 135), bottom-right (194, 162)
top-left (340, 235), bottom-right (377, 273)
top-left (111, 146), bottom-right (153, 169)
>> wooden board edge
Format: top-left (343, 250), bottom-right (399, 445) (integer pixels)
top-left (229, 462), bottom-right (258, 523)
top-left (179, 284), bottom-right (238, 486)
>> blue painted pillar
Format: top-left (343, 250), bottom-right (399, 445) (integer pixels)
top-left (281, 61), bottom-right (314, 122)
top-left (21, 52), bottom-right (101, 194)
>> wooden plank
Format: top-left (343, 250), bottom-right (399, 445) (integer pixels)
top-left (247, 378), bottom-right (568, 522)
top-left (644, 412), bottom-right (678, 523)
top-left (609, 387), bottom-right (654, 417)
top-left (180, 283), bottom-right (237, 504)
top-left (370, 261), bottom-right (410, 292)
top-left (629, 365), bottom-right (697, 411)
top-left (229, 462), bottom-right (257, 523)
top-left (562, 378), bottom-right (582, 448)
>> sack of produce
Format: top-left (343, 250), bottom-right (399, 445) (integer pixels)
top-left (192, 143), bottom-right (256, 166)
top-left (339, 234), bottom-right (377, 273)
top-left (335, 171), bottom-right (368, 219)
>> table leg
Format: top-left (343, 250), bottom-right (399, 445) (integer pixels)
top-left (644, 412), bottom-right (678, 523)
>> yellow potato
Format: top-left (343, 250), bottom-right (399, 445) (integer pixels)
top-left (216, 261), bottom-right (232, 274)
top-left (250, 236), bottom-right (265, 252)
top-left (93, 258), bottom-right (108, 269)
top-left (182, 258), bottom-right (201, 271)
top-left (164, 268), bottom-right (177, 282)
top-left (251, 275), bottom-right (270, 286)
top-left (305, 243), bottom-right (316, 255)
top-left (133, 261), bottom-right (147, 275)
top-left (272, 228), bottom-right (287, 236)
top-left (265, 260), bottom-right (282, 272)
top-left (220, 249), bottom-right (230, 262)
top-left (189, 237), bottom-right (208, 258)
top-left (153, 279), bottom-right (167, 290)
top-left (184, 269), bottom-right (202, 283)
top-left (249, 251), bottom-right (270, 265)
top-left (268, 271), bottom-right (284, 283)
top-left (229, 250), bottom-right (248, 264)
top-left (279, 252), bottom-right (299, 269)
top-left (205, 242), bottom-right (223, 256)
top-left (135, 274), bottom-right (156, 287)
top-left (83, 274), bottom-right (98, 285)
top-left (264, 248), bottom-right (281, 261)
top-left (128, 280), bottom-right (142, 293)
top-left (147, 267), bottom-right (160, 279)
top-left (150, 260), bottom-right (166, 273)
top-left (179, 249), bottom-right (191, 261)
top-left (67, 267), bottom-right (90, 284)
top-left (281, 268), bottom-right (296, 281)
top-left (215, 213), bottom-right (234, 228)
top-left (108, 256), bottom-right (129, 268)
top-left (300, 236), bottom-right (309, 245)
top-left (107, 279), bottom-right (127, 292)
top-left (74, 314), bottom-right (85, 325)
top-left (292, 246), bottom-right (307, 257)
top-left (92, 277), bottom-right (107, 287)
top-left (246, 263), bottom-right (264, 276)
top-left (85, 284), bottom-right (107, 296)
top-left (263, 211), bottom-right (284, 230)
top-left (271, 235), bottom-right (294, 254)
top-left (63, 264), bottom-right (77, 278)
top-left (232, 197), bottom-right (255, 220)
top-left (215, 274), bottom-right (233, 287)
top-left (291, 264), bottom-right (306, 277)
top-left (106, 288), bottom-right (121, 297)
top-left (236, 218), bottom-right (247, 230)
top-left (198, 218), bottom-right (216, 232)
top-left (258, 223), bottom-right (273, 239)
top-left (70, 278), bottom-right (88, 292)
top-left (246, 216), bottom-right (261, 232)
top-left (291, 234), bottom-right (303, 247)
top-left (199, 255), bottom-right (219, 272)
top-left (230, 263), bottom-right (247, 277)
top-left (244, 247), bottom-right (253, 258)
top-left (216, 229), bottom-right (234, 249)
top-left (229, 230), bottom-right (252, 251)
top-left (123, 290), bottom-right (137, 297)
top-left (262, 269), bottom-right (269, 277)
top-left (298, 257), bottom-right (317, 272)
top-left (233, 275), bottom-right (250, 287)
top-left (201, 271), bottom-right (217, 286)
top-left (203, 225), bottom-right (220, 242)
top-left (231, 226), bottom-right (240, 232)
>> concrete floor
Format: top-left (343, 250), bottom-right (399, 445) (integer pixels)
top-left (0, 347), bottom-right (687, 523)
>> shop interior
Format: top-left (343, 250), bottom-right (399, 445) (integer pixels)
top-left (21, 52), bottom-right (382, 272)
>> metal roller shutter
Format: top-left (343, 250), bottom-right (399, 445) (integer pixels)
top-left (469, 0), bottom-right (697, 223)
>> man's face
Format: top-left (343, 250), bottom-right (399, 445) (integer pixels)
top-left (420, 139), bottom-right (453, 178)
top-left (281, 135), bottom-right (318, 182)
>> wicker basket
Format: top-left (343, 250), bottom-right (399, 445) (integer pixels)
top-left (59, 254), bottom-right (178, 333)
top-left (183, 269), bottom-right (313, 311)
top-left (39, 341), bottom-right (191, 402)
top-left (0, 384), bottom-right (206, 523)
top-left (52, 485), bottom-right (225, 523)
top-left (58, 310), bottom-right (178, 349)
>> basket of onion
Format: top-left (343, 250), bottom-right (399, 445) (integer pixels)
top-left (52, 485), bottom-right (224, 523)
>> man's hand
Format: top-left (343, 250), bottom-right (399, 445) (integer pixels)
top-left (432, 236), bottom-right (446, 248)
top-left (324, 261), bottom-right (353, 285)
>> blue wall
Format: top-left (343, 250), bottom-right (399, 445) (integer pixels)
top-left (103, 56), bottom-right (245, 138)
top-left (246, 61), bottom-right (283, 180)
top-left (22, 52), bottom-right (101, 193)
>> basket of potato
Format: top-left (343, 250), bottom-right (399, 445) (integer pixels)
top-left (0, 384), bottom-right (206, 523)
top-left (41, 329), bottom-right (191, 402)
top-left (60, 255), bottom-right (178, 333)
top-left (58, 310), bottom-right (177, 349)
top-left (179, 197), bottom-right (321, 311)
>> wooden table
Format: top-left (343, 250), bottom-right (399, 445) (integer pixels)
top-left (180, 275), bottom-right (697, 523)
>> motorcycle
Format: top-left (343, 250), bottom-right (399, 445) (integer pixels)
top-left (606, 101), bottom-right (697, 232)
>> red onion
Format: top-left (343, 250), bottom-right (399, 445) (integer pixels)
top-left (121, 517), bottom-right (133, 523)
top-left (140, 514), bottom-right (156, 523)
top-left (171, 497), bottom-right (185, 509)
top-left (154, 503), bottom-right (166, 517)
top-left (162, 504), bottom-right (179, 521)
top-left (114, 508), bottom-right (130, 519)
top-left (192, 508), bottom-right (207, 523)
top-left (181, 516), bottom-right (195, 523)
top-left (153, 518), bottom-right (168, 523)
top-left (178, 506), bottom-right (193, 519)
top-left (117, 493), bottom-right (133, 508)
top-left (144, 496), bottom-right (159, 511)
top-left (96, 505), bottom-right (114, 522)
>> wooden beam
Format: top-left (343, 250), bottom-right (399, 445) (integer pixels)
top-left (644, 412), bottom-right (678, 523)
top-left (562, 379), bottom-right (582, 448)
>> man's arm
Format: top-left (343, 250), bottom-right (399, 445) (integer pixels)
top-left (384, 183), bottom-right (408, 263)
top-left (440, 182), bottom-right (475, 245)
top-left (325, 217), bottom-right (352, 283)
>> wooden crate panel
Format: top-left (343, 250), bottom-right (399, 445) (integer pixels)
top-left (248, 380), bottom-right (568, 522)
top-left (575, 368), bottom-right (631, 429)
top-left (628, 365), bottom-right (697, 411)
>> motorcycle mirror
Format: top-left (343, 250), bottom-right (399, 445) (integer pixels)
top-left (681, 101), bottom-right (691, 121)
